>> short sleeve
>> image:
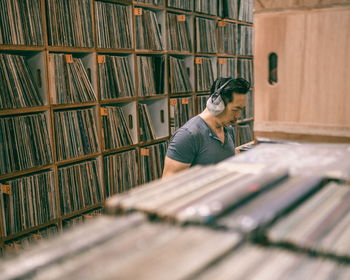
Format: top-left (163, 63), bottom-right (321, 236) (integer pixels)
top-left (166, 128), bottom-right (197, 164)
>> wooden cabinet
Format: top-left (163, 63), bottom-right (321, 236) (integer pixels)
top-left (254, 0), bottom-right (350, 142)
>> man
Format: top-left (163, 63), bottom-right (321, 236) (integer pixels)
top-left (162, 77), bottom-right (250, 177)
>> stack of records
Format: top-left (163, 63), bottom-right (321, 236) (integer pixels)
top-left (169, 96), bottom-right (196, 134)
top-left (236, 123), bottom-right (254, 146)
top-left (195, 0), bottom-right (218, 16)
top-left (136, 0), bottom-right (164, 5)
top-left (238, 58), bottom-right (253, 86)
top-left (0, 214), bottom-right (242, 280)
top-left (1, 171), bottom-right (57, 236)
top-left (167, 13), bottom-right (192, 52)
top-left (268, 182), bottom-right (350, 258)
top-left (4, 226), bottom-right (58, 256)
top-left (102, 106), bottom-right (133, 150)
top-left (104, 149), bottom-right (139, 197)
top-left (216, 175), bottom-right (324, 233)
top-left (106, 163), bottom-right (289, 224)
top-left (223, 143), bottom-right (350, 181)
top-left (137, 56), bottom-right (165, 96)
top-left (218, 22), bottom-right (236, 54)
top-left (196, 18), bottom-right (217, 53)
top-left (222, 0), bottom-right (238, 20)
top-left (169, 56), bottom-right (192, 94)
top-left (198, 95), bottom-right (209, 112)
top-left (95, 2), bottom-right (132, 49)
top-left (238, 25), bottom-right (253, 55)
top-left (193, 245), bottom-right (350, 280)
top-left (0, 113), bottom-right (53, 174)
top-left (196, 57), bottom-right (215, 91)
top-left (218, 58), bottom-right (237, 79)
top-left (238, 0), bottom-right (254, 23)
top-left (58, 159), bottom-right (102, 216)
top-left (46, 0), bottom-right (93, 47)
top-left (139, 142), bottom-right (168, 184)
top-left (54, 108), bottom-right (100, 161)
top-left (98, 55), bottom-right (135, 99)
top-left (138, 103), bottom-right (156, 142)
top-left (135, 9), bottom-right (163, 50)
top-left (0, 54), bottom-right (42, 109)
top-left (0, 0), bottom-right (43, 45)
top-left (49, 54), bottom-right (96, 104)
top-left (63, 208), bottom-right (103, 229)
top-left (167, 0), bottom-right (193, 11)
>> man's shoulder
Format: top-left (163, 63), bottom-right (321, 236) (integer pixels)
top-left (180, 115), bottom-right (208, 135)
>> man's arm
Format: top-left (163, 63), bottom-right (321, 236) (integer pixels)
top-left (162, 156), bottom-right (191, 177)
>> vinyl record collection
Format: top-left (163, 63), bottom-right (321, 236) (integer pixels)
top-left (197, 94), bottom-right (209, 112)
top-left (238, 25), bottom-right (253, 55)
top-left (62, 215), bottom-right (84, 229)
top-left (58, 159), bottom-right (102, 216)
top-left (95, 1), bottom-right (132, 49)
top-left (167, 13), bottom-right (192, 52)
top-left (4, 226), bottom-right (58, 256)
top-left (195, 57), bottom-right (216, 91)
top-left (0, 54), bottom-right (42, 109)
top-left (0, 0), bottom-right (43, 45)
top-left (194, 245), bottom-right (350, 280)
top-left (54, 108), bottom-right (99, 161)
top-left (235, 123), bottom-right (254, 146)
top-left (195, 0), bottom-right (219, 16)
top-left (49, 54), bottom-right (96, 104)
top-left (222, 0), bottom-right (239, 19)
top-left (218, 22), bottom-right (236, 54)
top-left (218, 57), bottom-right (237, 78)
top-left (46, 0), bottom-right (93, 47)
top-left (135, 8), bottom-right (164, 50)
top-left (138, 103), bottom-right (156, 142)
top-left (137, 55), bottom-right (165, 96)
top-left (227, 143), bottom-right (350, 180)
top-left (98, 55), bottom-right (135, 99)
top-left (63, 208), bottom-right (103, 229)
top-left (215, 175), bottom-right (324, 232)
top-left (102, 106), bottom-right (133, 150)
top-left (0, 171), bottom-right (57, 236)
top-left (268, 182), bottom-right (350, 258)
top-left (167, 0), bottom-right (193, 11)
top-left (0, 0), bottom-right (254, 255)
top-left (140, 142), bottom-right (168, 184)
top-left (238, 0), bottom-right (254, 23)
top-left (2, 144), bottom-right (350, 278)
top-left (243, 90), bottom-right (253, 118)
top-left (0, 214), bottom-right (241, 280)
top-left (169, 56), bottom-right (192, 94)
top-left (170, 96), bottom-right (196, 134)
top-left (104, 149), bottom-right (139, 197)
top-left (107, 165), bottom-right (289, 223)
top-left (238, 58), bottom-right (253, 86)
top-left (108, 143), bottom-right (350, 229)
top-left (196, 18), bottom-right (217, 53)
top-left (135, 0), bottom-right (164, 5)
top-left (0, 113), bottom-right (53, 175)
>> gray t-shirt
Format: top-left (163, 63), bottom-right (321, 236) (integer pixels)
top-left (166, 116), bottom-right (235, 166)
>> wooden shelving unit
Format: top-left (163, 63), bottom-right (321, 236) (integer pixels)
top-left (0, 0), bottom-right (254, 254)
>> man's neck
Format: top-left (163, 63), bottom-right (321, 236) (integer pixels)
top-left (199, 109), bottom-right (224, 132)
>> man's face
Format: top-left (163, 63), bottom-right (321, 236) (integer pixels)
top-left (219, 93), bottom-right (246, 126)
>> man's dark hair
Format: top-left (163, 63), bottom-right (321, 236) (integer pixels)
top-left (210, 77), bottom-right (250, 105)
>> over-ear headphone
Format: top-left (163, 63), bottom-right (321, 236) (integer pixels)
top-left (206, 78), bottom-right (233, 116)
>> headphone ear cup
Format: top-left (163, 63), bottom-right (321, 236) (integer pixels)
top-left (206, 95), bottom-right (225, 116)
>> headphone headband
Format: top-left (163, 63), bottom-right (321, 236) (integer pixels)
top-left (212, 79), bottom-right (233, 100)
